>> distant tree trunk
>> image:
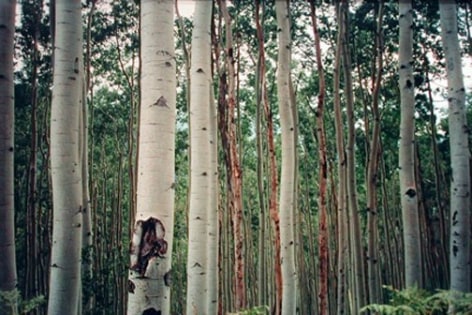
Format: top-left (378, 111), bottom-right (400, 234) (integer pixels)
top-left (127, 1), bottom-right (176, 314)
top-left (186, 1), bottom-right (213, 313)
top-left (439, 1), bottom-right (471, 293)
top-left (0, 1), bottom-right (18, 314)
top-left (48, 1), bottom-right (84, 314)
top-left (332, 3), bottom-right (348, 314)
top-left (366, 2), bottom-right (384, 303)
top-left (255, 1), bottom-right (282, 313)
top-left (340, 0), bottom-right (367, 310)
top-left (399, 0), bottom-right (422, 289)
top-left (275, 1), bottom-right (298, 314)
top-left (309, 2), bottom-right (328, 314)
top-left (220, 1), bottom-right (246, 311)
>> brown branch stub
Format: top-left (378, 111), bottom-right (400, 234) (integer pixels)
top-left (129, 217), bottom-right (167, 276)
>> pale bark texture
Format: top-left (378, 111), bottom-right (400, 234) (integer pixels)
top-left (275, 1), bottom-right (298, 314)
top-left (208, 84), bottom-right (219, 314)
top-left (48, 1), bottom-right (84, 314)
top-left (186, 1), bottom-right (213, 313)
top-left (440, 1), bottom-right (471, 293)
top-left (0, 1), bottom-right (18, 314)
top-left (127, 1), bottom-right (176, 314)
top-left (399, 0), bottom-right (422, 288)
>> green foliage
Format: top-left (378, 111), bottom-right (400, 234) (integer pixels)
top-left (0, 289), bottom-right (46, 315)
top-left (360, 286), bottom-right (472, 315)
top-left (230, 305), bottom-right (270, 315)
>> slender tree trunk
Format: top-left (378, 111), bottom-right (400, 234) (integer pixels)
top-left (208, 81), bottom-right (219, 314)
top-left (310, 2), bottom-right (329, 314)
top-left (0, 1), bottom-right (18, 314)
top-left (254, 1), bottom-right (282, 313)
top-left (366, 2), bottom-right (384, 303)
top-left (398, 0), bottom-right (422, 289)
top-left (219, 1), bottom-right (246, 310)
top-left (340, 0), bottom-right (367, 310)
top-left (127, 1), bottom-right (176, 314)
top-left (48, 1), bottom-right (84, 314)
top-left (439, 1), bottom-right (471, 293)
top-left (275, 1), bottom-right (298, 314)
top-left (332, 3), bottom-right (348, 314)
top-left (186, 1), bottom-right (213, 313)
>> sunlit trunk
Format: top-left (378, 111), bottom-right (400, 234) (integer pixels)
top-left (127, 1), bottom-right (176, 314)
top-left (186, 1), bottom-right (213, 313)
top-left (399, 0), bottom-right (422, 288)
top-left (48, 1), bottom-right (83, 314)
top-left (439, 1), bottom-right (471, 293)
top-left (275, 1), bottom-right (298, 314)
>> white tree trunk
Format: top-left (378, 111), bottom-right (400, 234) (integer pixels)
top-left (48, 1), bottom-right (83, 314)
top-left (127, 1), bottom-right (176, 314)
top-left (0, 1), bottom-right (18, 314)
top-left (399, 0), bottom-right (422, 288)
top-left (439, 1), bottom-right (471, 293)
top-left (275, 2), bottom-right (298, 314)
top-left (186, 1), bottom-right (213, 314)
top-left (208, 81), bottom-right (219, 314)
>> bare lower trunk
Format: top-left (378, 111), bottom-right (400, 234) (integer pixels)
top-left (127, 1), bottom-right (176, 314)
top-left (275, 2), bottom-right (298, 314)
top-left (399, 0), bottom-right (422, 288)
top-left (48, 1), bottom-right (84, 314)
top-left (0, 1), bottom-right (18, 314)
top-left (440, 1), bottom-right (471, 293)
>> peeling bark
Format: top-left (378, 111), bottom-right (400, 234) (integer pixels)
top-left (129, 217), bottom-right (167, 277)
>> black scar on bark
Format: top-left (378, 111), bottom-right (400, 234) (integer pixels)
top-left (128, 280), bottom-right (135, 293)
top-left (142, 308), bottom-right (161, 315)
top-left (130, 217), bottom-right (167, 276)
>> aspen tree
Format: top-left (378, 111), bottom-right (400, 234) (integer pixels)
top-left (340, 0), bottom-right (367, 310)
top-left (186, 1), bottom-right (214, 313)
top-left (399, 0), bottom-right (422, 288)
top-left (275, 1), bottom-right (298, 314)
top-left (48, 1), bottom-right (84, 314)
top-left (439, 0), bottom-right (471, 293)
top-left (0, 1), bottom-right (18, 314)
top-left (127, 1), bottom-right (176, 314)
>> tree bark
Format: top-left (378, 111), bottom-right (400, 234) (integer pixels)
top-left (399, 0), bottom-right (422, 289)
top-left (340, 0), bottom-right (367, 310)
top-left (186, 1), bottom-right (213, 313)
top-left (48, 1), bottom-right (84, 314)
top-left (310, 2), bottom-right (328, 314)
top-left (275, 1), bottom-right (298, 314)
top-left (0, 1), bottom-right (18, 314)
top-left (439, 0), bottom-right (471, 293)
top-left (127, 1), bottom-right (176, 314)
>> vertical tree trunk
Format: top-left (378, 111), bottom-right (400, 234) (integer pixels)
top-left (275, 1), bottom-right (298, 314)
top-left (340, 0), bottom-right (367, 310)
top-left (127, 1), bottom-right (176, 314)
top-left (255, 1), bottom-right (283, 313)
top-left (310, 2), bottom-right (328, 314)
top-left (399, 0), bottom-right (422, 289)
top-left (366, 2), bottom-right (384, 303)
top-left (186, 1), bottom-right (213, 314)
top-left (0, 1), bottom-right (18, 314)
top-left (219, 1), bottom-right (246, 311)
top-left (48, 1), bottom-right (84, 314)
top-left (439, 1), bottom-right (471, 293)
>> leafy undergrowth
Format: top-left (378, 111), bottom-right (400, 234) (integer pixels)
top-left (360, 286), bottom-right (472, 315)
